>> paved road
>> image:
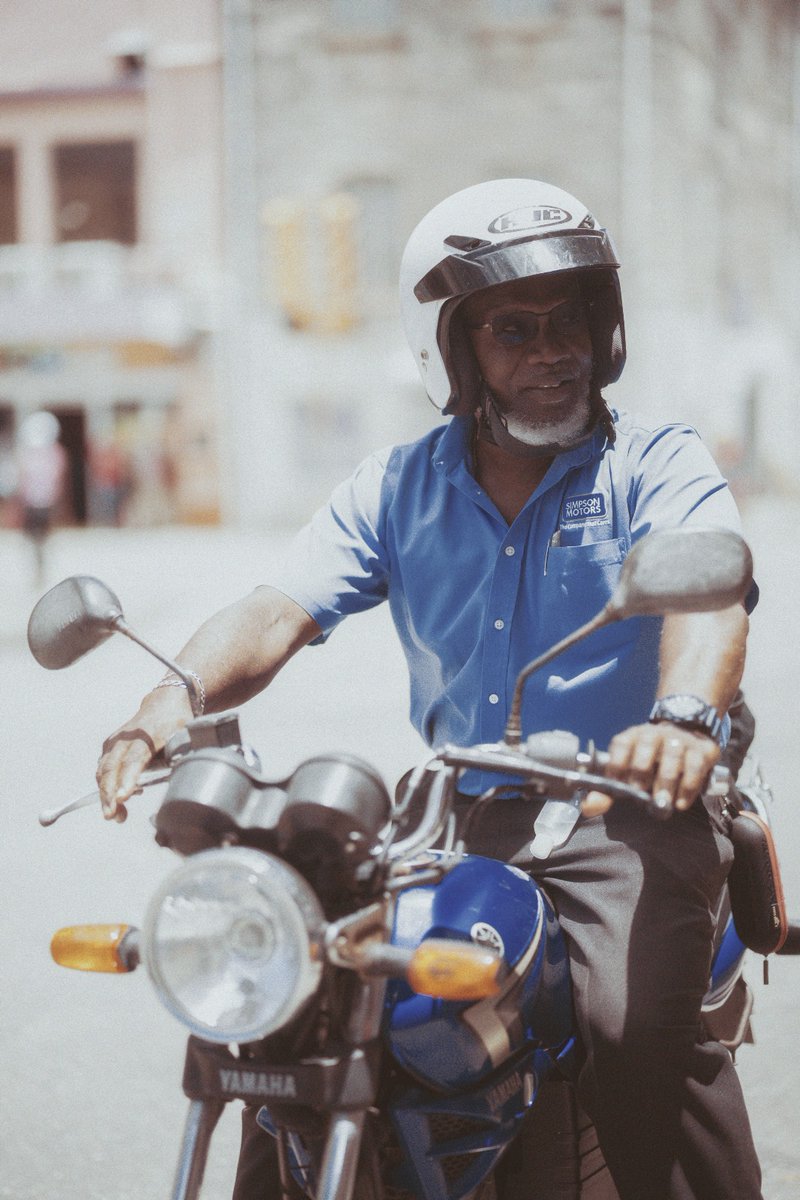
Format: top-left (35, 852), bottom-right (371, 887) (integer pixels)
top-left (1, 499), bottom-right (798, 1198)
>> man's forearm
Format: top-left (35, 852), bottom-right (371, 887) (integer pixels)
top-left (657, 604), bottom-right (748, 714)
top-left (587, 604), bottom-right (750, 815)
top-left (163, 585), bottom-right (323, 713)
top-left (96, 586), bottom-right (323, 818)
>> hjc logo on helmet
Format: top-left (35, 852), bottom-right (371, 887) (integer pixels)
top-left (488, 206), bottom-right (571, 234)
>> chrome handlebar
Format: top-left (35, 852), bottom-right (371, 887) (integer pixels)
top-left (39, 734), bottom-right (730, 853)
top-left (385, 737), bottom-right (731, 862)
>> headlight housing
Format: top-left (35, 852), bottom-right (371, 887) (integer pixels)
top-left (143, 847), bottom-right (324, 1044)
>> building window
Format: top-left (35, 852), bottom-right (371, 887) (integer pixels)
top-left (341, 176), bottom-right (400, 294)
top-left (329, 0), bottom-right (399, 34)
top-left (52, 141), bottom-right (137, 245)
top-left (294, 393), bottom-right (359, 485)
top-left (487, 0), bottom-right (558, 19)
top-left (0, 148), bottom-right (17, 245)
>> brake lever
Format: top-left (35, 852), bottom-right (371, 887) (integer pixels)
top-left (585, 758), bottom-right (732, 818)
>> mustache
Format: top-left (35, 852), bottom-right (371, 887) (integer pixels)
top-left (523, 361), bottom-right (586, 384)
top-left (524, 374), bottom-right (578, 386)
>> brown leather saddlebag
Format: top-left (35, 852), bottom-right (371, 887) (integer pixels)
top-left (727, 810), bottom-right (789, 956)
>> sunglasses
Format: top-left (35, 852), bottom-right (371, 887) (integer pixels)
top-left (468, 299), bottom-right (587, 348)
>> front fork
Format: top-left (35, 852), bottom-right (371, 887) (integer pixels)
top-left (168, 975), bottom-right (388, 1200)
top-left (171, 1098), bottom-right (225, 1200)
top-left (314, 975), bottom-right (387, 1200)
top-left (315, 1111), bottom-right (368, 1200)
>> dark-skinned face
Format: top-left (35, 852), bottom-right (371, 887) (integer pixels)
top-left (461, 274), bottom-right (594, 448)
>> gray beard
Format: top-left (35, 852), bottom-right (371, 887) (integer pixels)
top-left (481, 391), bottom-right (595, 459)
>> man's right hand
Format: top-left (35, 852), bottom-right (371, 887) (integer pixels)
top-left (96, 687), bottom-right (194, 822)
top-left (94, 588), bottom-right (322, 821)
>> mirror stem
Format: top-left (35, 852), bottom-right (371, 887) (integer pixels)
top-left (504, 607), bottom-right (615, 746)
top-left (112, 617), bottom-right (205, 717)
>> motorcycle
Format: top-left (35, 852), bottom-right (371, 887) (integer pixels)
top-left (27, 527), bottom-right (791, 1200)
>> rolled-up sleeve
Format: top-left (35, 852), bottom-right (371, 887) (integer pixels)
top-left (268, 448), bottom-right (393, 640)
top-left (626, 422), bottom-right (757, 613)
top-left (627, 423), bottom-right (743, 538)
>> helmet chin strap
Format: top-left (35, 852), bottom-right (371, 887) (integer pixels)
top-left (477, 388), bottom-right (599, 460)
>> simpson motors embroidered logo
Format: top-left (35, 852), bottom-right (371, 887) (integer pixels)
top-left (488, 206), bottom-right (571, 234)
top-left (563, 493), bottom-right (607, 523)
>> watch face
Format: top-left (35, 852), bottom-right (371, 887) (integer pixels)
top-left (650, 695), bottom-right (720, 741)
top-left (665, 696), bottom-right (706, 720)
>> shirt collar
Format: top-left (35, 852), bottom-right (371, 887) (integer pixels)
top-left (432, 415), bottom-right (473, 475)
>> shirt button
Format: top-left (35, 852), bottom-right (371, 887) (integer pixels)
top-left (504, 545), bottom-right (516, 557)
top-left (488, 693), bottom-right (500, 705)
top-left (494, 619), bottom-right (505, 630)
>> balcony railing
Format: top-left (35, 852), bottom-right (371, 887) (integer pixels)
top-left (0, 241), bottom-right (213, 346)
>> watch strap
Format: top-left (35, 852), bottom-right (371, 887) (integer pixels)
top-left (648, 694), bottom-right (724, 744)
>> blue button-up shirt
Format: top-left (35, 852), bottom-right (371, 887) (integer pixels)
top-left (271, 410), bottom-right (747, 792)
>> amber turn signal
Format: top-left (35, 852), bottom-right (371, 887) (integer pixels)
top-left (51, 924), bottom-right (138, 973)
top-left (407, 938), bottom-right (502, 1000)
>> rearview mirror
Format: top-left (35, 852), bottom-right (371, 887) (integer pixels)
top-left (28, 575), bottom-right (205, 717)
top-left (505, 528), bottom-right (753, 744)
top-left (606, 527), bottom-right (753, 619)
top-left (27, 576), bottom-right (124, 669)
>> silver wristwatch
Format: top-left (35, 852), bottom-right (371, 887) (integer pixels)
top-left (648, 694), bottom-right (723, 743)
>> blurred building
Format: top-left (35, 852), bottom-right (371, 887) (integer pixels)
top-left (1, 1), bottom-right (798, 530)
top-left (242, 0), bottom-right (800, 509)
top-left (0, 1), bottom-right (223, 527)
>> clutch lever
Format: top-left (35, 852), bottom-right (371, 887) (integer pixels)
top-left (38, 767), bottom-right (171, 827)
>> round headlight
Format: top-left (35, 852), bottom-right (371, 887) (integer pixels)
top-left (142, 847), bottom-right (324, 1043)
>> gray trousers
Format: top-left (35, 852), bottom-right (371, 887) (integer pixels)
top-left (233, 796), bottom-right (763, 1200)
top-left (461, 793), bottom-right (764, 1200)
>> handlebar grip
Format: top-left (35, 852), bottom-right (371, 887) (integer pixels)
top-left (590, 751), bottom-right (731, 803)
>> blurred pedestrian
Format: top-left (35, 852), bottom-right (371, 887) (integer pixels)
top-left (16, 411), bottom-right (67, 588)
top-left (87, 435), bottom-right (132, 526)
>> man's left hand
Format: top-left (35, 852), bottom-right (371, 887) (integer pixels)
top-left (583, 722), bottom-right (721, 817)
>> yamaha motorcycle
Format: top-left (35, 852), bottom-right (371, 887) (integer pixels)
top-left (28, 527), bottom-right (789, 1200)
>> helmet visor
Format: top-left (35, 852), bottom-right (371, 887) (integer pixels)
top-left (414, 229), bottom-right (620, 304)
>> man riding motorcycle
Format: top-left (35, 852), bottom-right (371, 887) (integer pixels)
top-left (97, 179), bottom-right (762, 1199)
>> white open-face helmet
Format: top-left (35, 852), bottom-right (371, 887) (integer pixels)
top-left (399, 179), bottom-right (625, 416)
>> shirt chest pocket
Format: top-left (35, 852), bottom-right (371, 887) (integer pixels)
top-left (539, 537), bottom-right (627, 641)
